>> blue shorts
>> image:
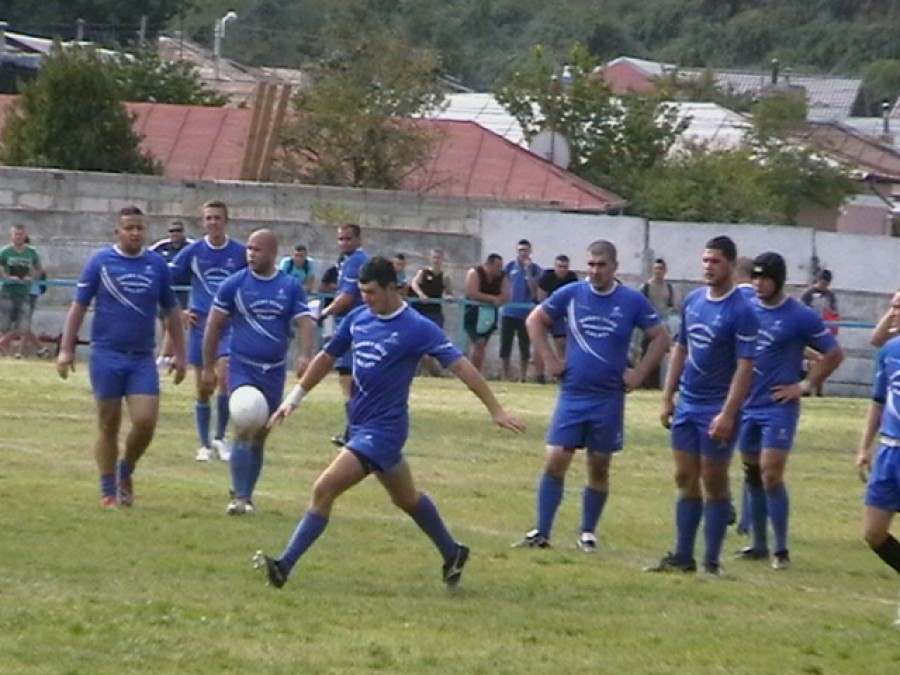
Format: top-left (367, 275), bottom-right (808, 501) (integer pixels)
top-left (546, 394), bottom-right (625, 453)
top-left (228, 356), bottom-right (286, 413)
top-left (738, 405), bottom-right (799, 454)
top-left (346, 425), bottom-right (406, 473)
top-left (864, 443), bottom-right (900, 513)
top-left (90, 348), bottom-right (159, 399)
top-left (671, 404), bottom-right (736, 459)
top-left (188, 317), bottom-right (231, 367)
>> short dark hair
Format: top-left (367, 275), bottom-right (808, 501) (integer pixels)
top-left (359, 256), bottom-right (397, 288)
top-left (705, 235), bottom-right (737, 262)
top-left (293, 243), bottom-right (307, 253)
top-left (588, 239), bottom-right (617, 262)
top-left (394, 252), bottom-right (406, 261)
top-left (555, 254), bottom-right (570, 264)
top-left (119, 205), bottom-right (143, 217)
top-left (654, 257), bottom-right (666, 266)
top-left (168, 220), bottom-right (184, 232)
top-left (818, 269), bottom-right (832, 283)
top-left (340, 223), bottom-right (361, 238)
top-left (517, 239), bottom-right (531, 248)
top-left (485, 253), bottom-right (503, 265)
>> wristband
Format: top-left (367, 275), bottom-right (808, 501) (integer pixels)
top-left (285, 384), bottom-right (307, 408)
top-left (798, 379), bottom-right (812, 395)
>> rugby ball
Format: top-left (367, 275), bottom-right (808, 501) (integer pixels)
top-left (229, 386), bottom-right (269, 432)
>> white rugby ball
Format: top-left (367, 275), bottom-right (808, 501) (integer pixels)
top-left (229, 386), bottom-right (269, 432)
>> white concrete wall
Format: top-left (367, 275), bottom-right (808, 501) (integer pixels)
top-left (2, 166), bottom-right (897, 393)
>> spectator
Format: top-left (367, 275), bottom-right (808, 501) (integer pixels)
top-left (464, 253), bottom-right (510, 373)
top-left (638, 257), bottom-right (678, 388)
top-left (279, 243), bottom-right (317, 294)
top-left (411, 248), bottom-right (455, 376)
top-left (801, 269), bottom-right (839, 395)
top-left (534, 254), bottom-right (578, 383)
top-left (500, 239), bottom-right (542, 381)
top-left (150, 220), bottom-right (194, 366)
top-left (0, 224), bottom-right (43, 356)
top-left (393, 253), bottom-right (410, 297)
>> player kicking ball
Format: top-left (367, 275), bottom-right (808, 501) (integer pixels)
top-left (254, 256), bottom-right (525, 589)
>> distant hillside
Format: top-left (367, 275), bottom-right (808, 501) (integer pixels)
top-left (9, 1), bottom-right (900, 90)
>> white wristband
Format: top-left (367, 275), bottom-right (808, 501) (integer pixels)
top-left (285, 384), bottom-right (307, 408)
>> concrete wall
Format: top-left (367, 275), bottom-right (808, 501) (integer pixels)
top-left (2, 166), bottom-right (896, 393)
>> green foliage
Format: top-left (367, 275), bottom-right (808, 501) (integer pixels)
top-left (631, 137), bottom-right (857, 226)
top-left (631, 145), bottom-right (781, 223)
top-left (111, 49), bottom-right (229, 106)
top-left (277, 28), bottom-right (446, 190)
top-left (858, 59), bottom-right (900, 116)
top-left (751, 93), bottom-right (809, 140)
top-left (496, 43), bottom-right (688, 198)
top-left (0, 0), bottom-right (182, 42)
top-left (156, 1), bottom-right (900, 93)
top-left (0, 46), bottom-right (159, 175)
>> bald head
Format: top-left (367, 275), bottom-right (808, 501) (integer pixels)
top-left (247, 229), bottom-right (278, 275)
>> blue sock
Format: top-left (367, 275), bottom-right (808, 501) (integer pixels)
top-left (229, 440), bottom-right (251, 498)
top-left (100, 474), bottom-right (116, 499)
top-left (748, 483), bottom-right (768, 553)
top-left (766, 485), bottom-right (790, 553)
top-left (703, 499), bottom-right (732, 567)
top-left (279, 511), bottom-right (329, 573)
top-left (674, 496), bottom-right (703, 563)
top-left (536, 473), bottom-right (564, 539)
top-left (215, 393), bottom-right (230, 440)
top-left (408, 494), bottom-right (457, 560)
top-left (580, 487), bottom-right (608, 534)
top-left (246, 446), bottom-right (265, 501)
top-left (738, 482), bottom-right (751, 531)
top-left (117, 459), bottom-right (133, 480)
top-left (196, 401), bottom-right (211, 448)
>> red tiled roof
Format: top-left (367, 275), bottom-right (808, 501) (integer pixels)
top-left (406, 119), bottom-right (622, 211)
top-left (0, 95), bottom-right (250, 181)
top-left (0, 96), bottom-right (622, 211)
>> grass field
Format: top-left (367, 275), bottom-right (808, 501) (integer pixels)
top-left (1, 359), bottom-right (898, 674)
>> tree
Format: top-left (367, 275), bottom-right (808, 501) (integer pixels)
top-left (0, 46), bottom-right (159, 174)
top-left (276, 30), bottom-right (446, 189)
top-left (858, 59), bottom-right (900, 116)
top-left (111, 49), bottom-right (228, 106)
top-left (495, 43), bottom-right (689, 198)
top-left (0, 0), bottom-right (182, 43)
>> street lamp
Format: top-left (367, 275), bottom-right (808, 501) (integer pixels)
top-left (214, 10), bottom-right (238, 80)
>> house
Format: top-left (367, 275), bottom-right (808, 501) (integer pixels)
top-left (0, 94), bottom-right (623, 213)
top-left (598, 56), bottom-right (863, 122)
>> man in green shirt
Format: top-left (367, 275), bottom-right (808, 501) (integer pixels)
top-left (0, 224), bottom-right (43, 354)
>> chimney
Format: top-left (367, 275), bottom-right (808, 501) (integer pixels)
top-left (770, 58), bottom-right (779, 85)
top-left (0, 21), bottom-right (7, 54)
top-left (883, 99), bottom-right (891, 135)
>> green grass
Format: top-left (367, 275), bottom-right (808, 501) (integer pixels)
top-left (1, 360), bottom-right (898, 674)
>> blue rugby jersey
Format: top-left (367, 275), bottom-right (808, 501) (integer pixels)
top-left (326, 304), bottom-right (462, 433)
top-left (873, 336), bottom-right (900, 440)
top-left (75, 246), bottom-right (177, 353)
top-left (542, 280), bottom-right (660, 396)
top-left (169, 236), bottom-right (246, 314)
top-left (676, 286), bottom-right (758, 406)
top-left (746, 296), bottom-right (837, 409)
top-left (213, 268), bottom-right (311, 365)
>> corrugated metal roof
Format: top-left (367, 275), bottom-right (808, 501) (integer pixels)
top-left (430, 93), bottom-right (526, 146)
